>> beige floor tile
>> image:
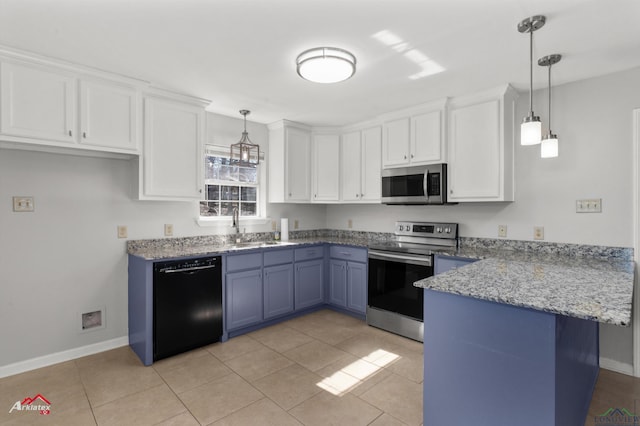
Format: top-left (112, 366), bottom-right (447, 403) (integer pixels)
top-left (315, 354), bottom-right (391, 397)
top-left (336, 334), bottom-right (404, 365)
top-left (92, 384), bottom-right (186, 426)
top-left (369, 413), bottom-right (409, 426)
top-left (360, 374), bottom-right (423, 426)
top-left (303, 323), bottom-right (361, 346)
top-left (252, 364), bottom-right (322, 410)
top-left (205, 335), bottom-right (265, 362)
top-left (224, 347), bottom-right (294, 382)
top-left (154, 411), bottom-right (200, 426)
top-left (385, 350), bottom-right (424, 384)
top-left (289, 391), bottom-right (382, 426)
top-left (157, 353), bottom-right (232, 394)
top-left (151, 347), bottom-right (211, 374)
top-left (211, 398), bottom-right (302, 426)
top-left (249, 325), bottom-right (315, 353)
top-left (178, 373), bottom-right (262, 425)
top-left (349, 368), bottom-right (393, 398)
top-left (283, 340), bottom-right (350, 372)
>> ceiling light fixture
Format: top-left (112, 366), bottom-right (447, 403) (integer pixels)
top-left (296, 47), bottom-right (356, 84)
top-left (230, 110), bottom-right (260, 166)
top-left (518, 15), bottom-right (546, 146)
top-left (539, 54), bottom-right (562, 158)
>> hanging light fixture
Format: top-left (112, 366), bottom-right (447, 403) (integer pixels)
top-left (296, 47), bottom-right (356, 84)
top-left (538, 54), bottom-right (562, 158)
top-left (230, 110), bottom-right (260, 166)
top-left (518, 15), bottom-right (546, 146)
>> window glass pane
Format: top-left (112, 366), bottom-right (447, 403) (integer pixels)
top-left (241, 187), bottom-right (257, 202)
top-left (206, 185), bottom-right (220, 201)
top-left (200, 201), bottom-right (219, 216)
top-left (220, 202), bottom-right (239, 216)
top-left (241, 203), bottom-right (257, 216)
top-left (221, 186), bottom-right (239, 201)
top-left (218, 164), bottom-right (239, 182)
top-left (238, 167), bottom-right (257, 183)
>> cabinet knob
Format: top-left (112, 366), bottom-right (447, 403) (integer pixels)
top-left (411, 154), bottom-right (414, 158)
top-left (82, 132), bottom-right (87, 138)
top-left (360, 193), bottom-right (364, 197)
top-left (403, 155), bottom-right (407, 159)
top-left (314, 194), bottom-right (317, 198)
top-left (68, 130), bottom-right (72, 136)
top-left (356, 194), bottom-right (359, 198)
top-left (288, 193), bottom-right (292, 197)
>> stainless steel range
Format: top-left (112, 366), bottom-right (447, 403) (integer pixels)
top-left (367, 221), bottom-right (458, 342)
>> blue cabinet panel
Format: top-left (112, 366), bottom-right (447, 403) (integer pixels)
top-left (263, 264), bottom-right (294, 319)
top-left (227, 252), bottom-right (262, 272)
top-left (264, 249), bottom-right (294, 266)
top-left (295, 259), bottom-right (324, 309)
top-left (294, 245), bottom-right (324, 262)
top-left (434, 255), bottom-right (477, 275)
top-left (329, 245), bottom-right (367, 263)
top-left (346, 261), bottom-right (367, 314)
top-left (329, 260), bottom-right (347, 308)
top-left (226, 269), bottom-right (263, 330)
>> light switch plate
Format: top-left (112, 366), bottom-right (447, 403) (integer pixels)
top-left (576, 199), bottom-right (602, 213)
top-left (13, 196), bottom-right (34, 212)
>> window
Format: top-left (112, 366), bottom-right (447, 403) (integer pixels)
top-left (199, 146), bottom-right (261, 218)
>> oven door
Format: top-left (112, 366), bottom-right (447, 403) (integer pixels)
top-left (367, 250), bottom-right (433, 321)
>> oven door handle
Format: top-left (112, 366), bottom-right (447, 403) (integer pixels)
top-left (368, 250), bottom-right (432, 266)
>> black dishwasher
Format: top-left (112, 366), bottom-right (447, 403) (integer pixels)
top-left (153, 256), bottom-right (222, 361)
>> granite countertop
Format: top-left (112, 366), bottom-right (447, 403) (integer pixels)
top-left (414, 251), bottom-right (635, 326)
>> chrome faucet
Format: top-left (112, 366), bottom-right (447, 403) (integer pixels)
top-left (232, 207), bottom-right (240, 240)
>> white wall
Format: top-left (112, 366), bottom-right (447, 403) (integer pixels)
top-left (326, 67), bottom-right (640, 369)
top-left (0, 112), bottom-right (325, 370)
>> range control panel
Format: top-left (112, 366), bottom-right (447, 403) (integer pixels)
top-left (395, 221), bottom-right (458, 239)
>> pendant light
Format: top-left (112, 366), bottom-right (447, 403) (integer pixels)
top-left (538, 54), bottom-right (561, 158)
top-left (230, 110), bottom-right (260, 166)
top-left (296, 47), bottom-right (356, 84)
top-left (518, 15), bottom-right (546, 146)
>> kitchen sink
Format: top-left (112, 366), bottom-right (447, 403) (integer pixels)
top-left (228, 241), bottom-right (294, 249)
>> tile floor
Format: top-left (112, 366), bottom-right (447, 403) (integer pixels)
top-left (0, 309), bottom-right (638, 426)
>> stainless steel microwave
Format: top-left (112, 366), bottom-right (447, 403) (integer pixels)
top-left (381, 164), bottom-right (451, 205)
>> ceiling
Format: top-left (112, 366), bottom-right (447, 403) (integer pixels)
top-left (1, 0), bottom-right (639, 126)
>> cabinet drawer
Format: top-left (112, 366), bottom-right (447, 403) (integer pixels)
top-left (329, 246), bottom-right (367, 263)
top-left (294, 245), bottom-right (324, 262)
top-left (226, 253), bottom-right (262, 272)
top-left (264, 249), bottom-right (294, 266)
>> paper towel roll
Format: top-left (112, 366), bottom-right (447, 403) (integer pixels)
top-left (281, 218), bottom-right (289, 241)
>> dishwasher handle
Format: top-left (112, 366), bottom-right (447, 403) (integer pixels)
top-left (159, 264), bottom-right (218, 274)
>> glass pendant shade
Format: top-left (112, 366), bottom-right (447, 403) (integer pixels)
top-left (521, 116), bottom-right (542, 145)
top-left (230, 110), bottom-right (260, 166)
top-left (541, 134), bottom-right (558, 158)
top-left (296, 47), bottom-right (356, 84)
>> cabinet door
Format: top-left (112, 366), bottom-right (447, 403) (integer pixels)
top-left (226, 269), bottom-right (263, 330)
top-left (448, 99), bottom-right (501, 201)
top-left (1, 62), bottom-right (76, 143)
top-left (80, 79), bottom-right (138, 151)
top-left (341, 131), bottom-right (362, 202)
top-left (360, 126), bottom-right (382, 202)
top-left (411, 110), bottom-right (442, 164)
top-left (263, 264), bottom-right (294, 319)
top-left (285, 126), bottom-right (311, 202)
top-left (294, 259), bottom-right (324, 310)
top-left (382, 117), bottom-right (410, 167)
top-left (347, 262), bottom-right (367, 314)
top-left (329, 260), bottom-right (347, 308)
top-left (142, 96), bottom-right (203, 200)
top-left (312, 134), bottom-right (340, 202)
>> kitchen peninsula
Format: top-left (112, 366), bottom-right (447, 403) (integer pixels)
top-left (415, 250), bottom-right (634, 426)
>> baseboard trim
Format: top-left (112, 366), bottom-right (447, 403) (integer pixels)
top-left (600, 356), bottom-right (634, 376)
top-left (0, 336), bottom-right (129, 379)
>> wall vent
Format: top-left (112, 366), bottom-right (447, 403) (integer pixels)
top-left (80, 308), bottom-right (105, 332)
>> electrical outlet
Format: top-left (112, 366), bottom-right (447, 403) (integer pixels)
top-left (271, 220), bottom-right (277, 231)
top-left (164, 224), bottom-right (173, 236)
top-left (576, 198), bottom-right (602, 213)
top-left (533, 226), bottom-right (544, 240)
top-left (117, 225), bottom-right (128, 239)
top-left (294, 219), bottom-right (299, 229)
top-left (13, 196), bottom-right (34, 212)
top-left (348, 219), bottom-right (353, 229)
top-left (498, 225), bottom-right (507, 238)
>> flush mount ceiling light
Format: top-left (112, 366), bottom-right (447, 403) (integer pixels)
top-left (539, 54), bottom-right (562, 158)
top-left (296, 47), bottom-right (356, 84)
top-left (518, 15), bottom-right (546, 146)
top-left (230, 110), bottom-right (260, 166)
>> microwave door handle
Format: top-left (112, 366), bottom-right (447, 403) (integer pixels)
top-left (424, 171), bottom-right (430, 199)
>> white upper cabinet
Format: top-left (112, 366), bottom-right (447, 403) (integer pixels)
top-left (312, 132), bottom-right (340, 202)
top-left (447, 85), bottom-right (517, 202)
top-left (79, 79), bottom-right (138, 151)
top-left (382, 99), bottom-right (446, 168)
top-left (268, 121), bottom-right (311, 203)
top-left (140, 93), bottom-right (205, 201)
top-left (1, 61), bottom-right (76, 144)
top-left (341, 126), bottom-right (381, 203)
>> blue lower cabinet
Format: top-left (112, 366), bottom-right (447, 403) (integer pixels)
top-left (346, 261), bottom-right (366, 314)
top-left (329, 260), bottom-right (348, 308)
top-left (263, 264), bottom-right (294, 319)
top-left (225, 269), bottom-right (263, 331)
top-left (294, 259), bottom-right (324, 310)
